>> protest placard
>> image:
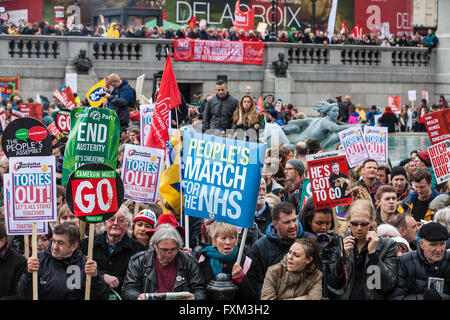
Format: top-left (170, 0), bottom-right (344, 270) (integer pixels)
top-left (338, 126), bottom-right (370, 168)
top-left (307, 150), bottom-right (353, 210)
top-left (298, 178), bottom-right (312, 215)
top-left (408, 90), bottom-right (416, 102)
top-left (387, 95), bottom-right (401, 114)
top-left (364, 126), bottom-right (388, 165)
top-left (61, 107), bottom-right (120, 185)
top-left (1, 117), bottom-right (52, 158)
top-left (9, 156), bottom-right (57, 222)
top-left (121, 144), bottom-right (164, 203)
top-left (55, 109), bottom-right (71, 135)
top-left (427, 140), bottom-right (450, 184)
top-left (18, 103), bottom-right (42, 121)
top-left (140, 104), bottom-right (155, 146)
top-left (4, 173), bottom-right (48, 235)
top-left (424, 109), bottom-right (450, 145)
top-left (182, 131), bottom-right (266, 229)
top-left (66, 162), bottom-right (124, 300)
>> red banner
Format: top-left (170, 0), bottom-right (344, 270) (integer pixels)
top-left (424, 109), bottom-right (450, 145)
top-left (0, 85), bottom-right (13, 95)
top-left (387, 96), bottom-right (401, 115)
top-left (18, 103), bottom-right (42, 122)
top-left (173, 39), bottom-right (264, 65)
top-left (355, 0), bottom-right (413, 37)
top-left (53, 87), bottom-right (76, 110)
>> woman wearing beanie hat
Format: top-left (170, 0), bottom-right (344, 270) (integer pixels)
top-left (132, 209), bottom-right (157, 247)
top-left (390, 166), bottom-right (411, 201)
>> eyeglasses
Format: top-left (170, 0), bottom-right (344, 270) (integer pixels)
top-left (349, 221), bottom-right (370, 227)
top-left (284, 167), bottom-right (296, 171)
top-left (157, 246), bottom-right (179, 254)
top-left (107, 217), bottom-right (127, 224)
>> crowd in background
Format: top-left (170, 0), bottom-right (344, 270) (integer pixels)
top-left (0, 18), bottom-right (439, 49)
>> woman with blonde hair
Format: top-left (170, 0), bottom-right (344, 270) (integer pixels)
top-left (231, 95), bottom-right (264, 138)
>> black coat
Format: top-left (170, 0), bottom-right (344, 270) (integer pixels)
top-left (16, 247), bottom-right (109, 300)
top-left (0, 244), bottom-right (26, 300)
top-left (389, 248), bottom-right (450, 300)
top-left (80, 232), bottom-right (146, 293)
top-left (202, 93), bottom-right (239, 132)
top-left (254, 202), bottom-right (272, 234)
top-left (379, 112), bottom-right (399, 133)
top-left (122, 249), bottom-right (207, 300)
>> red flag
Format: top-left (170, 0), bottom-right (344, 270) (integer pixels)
top-left (234, 0), bottom-right (255, 32)
top-left (163, 10), bottom-right (167, 21)
top-left (351, 25), bottom-right (362, 38)
top-left (188, 17), bottom-right (197, 29)
top-left (340, 20), bottom-right (347, 34)
top-left (256, 96), bottom-right (264, 114)
top-left (144, 55), bottom-right (181, 150)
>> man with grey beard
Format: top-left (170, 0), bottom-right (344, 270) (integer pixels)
top-left (254, 179), bottom-right (272, 234)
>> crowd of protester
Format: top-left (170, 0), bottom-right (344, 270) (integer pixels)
top-left (0, 71), bottom-right (449, 301)
top-left (0, 18), bottom-right (439, 48)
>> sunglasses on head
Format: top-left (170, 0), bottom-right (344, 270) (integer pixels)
top-left (349, 221), bottom-right (370, 227)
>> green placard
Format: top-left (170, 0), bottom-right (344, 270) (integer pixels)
top-left (61, 107), bottom-right (120, 185)
top-left (298, 178), bottom-right (312, 216)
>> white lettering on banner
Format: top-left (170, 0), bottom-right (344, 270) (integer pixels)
top-left (74, 181), bottom-right (95, 214)
top-left (97, 179), bottom-right (113, 211)
top-left (176, 1), bottom-right (302, 28)
top-left (77, 123), bottom-right (107, 143)
top-left (366, 5), bottom-right (381, 31)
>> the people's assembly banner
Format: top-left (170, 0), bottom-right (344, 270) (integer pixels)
top-left (338, 126), bottom-right (370, 168)
top-left (428, 139), bottom-right (450, 184)
top-left (424, 109), bottom-right (450, 145)
top-left (121, 144), bottom-right (164, 203)
top-left (61, 107), bottom-right (120, 186)
top-left (173, 39), bottom-right (264, 65)
top-left (9, 156), bottom-right (57, 222)
top-left (3, 174), bottom-right (48, 235)
top-left (183, 131), bottom-right (266, 229)
top-left (306, 150), bottom-right (353, 210)
top-left (364, 126), bottom-right (388, 165)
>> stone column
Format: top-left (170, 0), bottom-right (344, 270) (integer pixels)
top-left (435, 0), bottom-right (450, 99)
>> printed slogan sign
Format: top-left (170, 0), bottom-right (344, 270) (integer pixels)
top-left (307, 150), bottom-right (353, 210)
top-left (56, 109), bottom-right (71, 135)
top-left (140, 104), bottom-right (155, 146)
top-left (121, 144), bottom-right (164, 203)
top-left (338, 126), bottom-right (370, 168)
top-left (66, 163), bottom-right (124, 223)
top-left (9, 156), bottom-right (57, 222)
top-left (424, 109), bottom-right (450, 145)
top-left (182, 131), bottom-right (266, 229)
top-left (428, 140), bottom-right (450, 184)
top-left (61, 107), bottom-right (120, 186)
top-left (364, 126), bottom-right (388, 165)
top-left (4, 174), bottom-right (48, 235)
top-left (1, 117), bottom-right (52, 158)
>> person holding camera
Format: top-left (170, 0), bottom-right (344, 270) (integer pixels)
top-left (327, 199), bottom-right (398, 300)
top-left (104, 73), bottom-right (135, 129)
top-left (389, 222), bottom-right (450, 300)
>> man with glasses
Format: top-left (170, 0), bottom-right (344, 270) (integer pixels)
top-left (282, 159), bottom-right (305, 212)
top-left (122, 224), bottom-right (206, 300)
top-left (80, 206), bottom-right (146, 298)
top-left (328, 199), bottom-right (398, 300)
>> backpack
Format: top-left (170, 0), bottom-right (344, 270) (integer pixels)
top-left (130, 86), bottom-right (138, 109)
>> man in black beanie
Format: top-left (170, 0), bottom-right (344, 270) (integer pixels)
top-left (282, 159), bottom-right (305, 212)
top-left (390, 222), bottom-right (450, 300)
top-left (390, 166), bottom-right (411, 201)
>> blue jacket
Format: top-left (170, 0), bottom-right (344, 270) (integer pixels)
top-left (107, 80), bottom-right (134, 127)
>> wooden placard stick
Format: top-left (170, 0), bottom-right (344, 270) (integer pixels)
top-left (32, 222), bottom-right (38, 300)
top-left (84, 223), bottom-right (95, 300)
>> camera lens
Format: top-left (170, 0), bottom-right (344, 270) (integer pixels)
top-left (317, 233), bottom-right (331, 248)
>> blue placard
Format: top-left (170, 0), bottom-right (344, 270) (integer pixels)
top-left (182, 131), bottom-right (266, 229)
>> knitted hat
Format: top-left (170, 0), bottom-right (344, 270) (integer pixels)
top-left (146, 213), bottom-right (185, 239)
top-left (287, 159), bottom-right (305, 176)
top-left (417, 150), bottom-right (431, 167)
top-left (133, 209), bottom-right (157, 227)
top-left (391, 166), bottom-right (408, 180)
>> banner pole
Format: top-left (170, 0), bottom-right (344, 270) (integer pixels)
top-left (32, 222), bottom-right (38, 300)
top-left (134, 202), bottom-right (140, 217)
top-left (84, 223), bottom-right (95, 300)
top-left (237, 228), bottom-right (248, 266)
top-left (24, 235), bottom-right (30, 259)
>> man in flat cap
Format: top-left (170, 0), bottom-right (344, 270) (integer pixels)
top-left (389, 222), bottom-right (450, 300)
